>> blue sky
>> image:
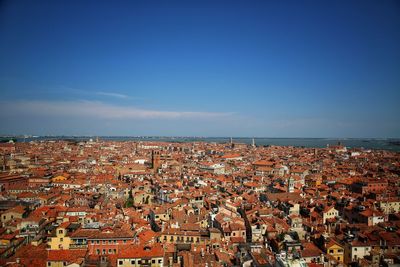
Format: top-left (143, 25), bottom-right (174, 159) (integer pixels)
top-left (0, 0), bottom-right (399, 137)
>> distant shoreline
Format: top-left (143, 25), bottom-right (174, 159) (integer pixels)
top-left (1, 135), bottom-right (399, 152)
top-left (1, 135), bottom-right (399, 140)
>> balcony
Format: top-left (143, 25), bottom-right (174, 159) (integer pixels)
top-left (69, 243), bottom-right (88, 249)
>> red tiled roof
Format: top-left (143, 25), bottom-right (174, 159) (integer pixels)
top-left (118, 244), bottom-right (163, 259)
top-left (47, 249), bottom-right (87, 262)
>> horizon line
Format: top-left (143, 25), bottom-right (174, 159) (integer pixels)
top-left (1, 135), bottom-right (399, 140)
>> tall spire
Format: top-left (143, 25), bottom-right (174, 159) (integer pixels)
top-left (252, 138), bottom-right (255, 148)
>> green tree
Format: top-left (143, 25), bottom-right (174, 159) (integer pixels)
top-left (124, 189), bottom-right (134, 208)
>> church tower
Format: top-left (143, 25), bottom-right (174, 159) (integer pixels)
top-left (152, 150), bottom-right (161, 171)
top-left (288, 176), bottom-right (295, 193)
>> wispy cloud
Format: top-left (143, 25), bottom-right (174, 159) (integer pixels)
top-left (55, 86), bottom-right (134, 100)
top-left (95, 92), bottom-right (129, 99)
top-left (0, 100), bottom-right (234, 120)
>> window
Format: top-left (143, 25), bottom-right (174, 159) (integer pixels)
top-left (329, 250), bottom-right (334, 253)
top-left (59, 230), bottom-right (63, 234)
top-left (96, 249), bottom-right (100, 254)
top-left (337, 257), bottom-right (340, 260)
top-left (47, 262), bottom-right (51, 267)
top-left (96, 240), bottom-right (100, 244)
top-left (158, 259), bottom-right (162, 263)
top-left (152, 259), bottom-right (156, 263)
top-left (60, 238), bottom-right (63, 242)
top-left (138, 260), bottom-right (142, 264)
top-left (109, 249), bottom-right (112, 254)
top-left (118, 260), bottom-right (123, 265)
top-left (131, 260), bottom-right (135, 264)
top-left (63, 262), bottom-right (67, 266)
top-left (102, 249), bottom-right (106, 254)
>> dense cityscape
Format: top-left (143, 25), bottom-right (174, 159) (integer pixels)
top-left (1, 0), bottom-right (400, 266)
top-left (0, 139), bottom-right (399, 266)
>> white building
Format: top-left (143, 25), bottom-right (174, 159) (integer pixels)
top-left (199, 163), bottom-right (225, 175)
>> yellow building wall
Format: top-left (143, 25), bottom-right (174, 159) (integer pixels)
top-left (52, 175), bottom-right (67, 182)
top-left (160, 234), bottom-right (206, 245)
top-left (1, 211), bottom-right (23, 224)
top-left (48, 227), bottom-right (71, 250)
top-left (48, 262), bottom-right (80, 267)
top-left (48, 262), bottom-right (65, 267)
top-left (327, 244), bottom-right (344, 262)
top-left (117, 257), bottom-right (163, 267)
top-left (0, 239), bottom-right (10, 247)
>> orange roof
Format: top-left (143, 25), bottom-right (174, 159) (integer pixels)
top-left (6, 244), bottom-right (47, 267)
top-left (118, 244), bottom-right (163, 259)
top-left (323, 206), bottom-right (336, 213)
top-left (253, 160), bottom-right (274, 166)
top-left (5, 205), bottom-right (25, 215)
top-left (47, 249), bottom-right (87, 262)
top-left (221, 154), bottom-right (241, 159)
top-left (137, 229), bottom-right (159, 243)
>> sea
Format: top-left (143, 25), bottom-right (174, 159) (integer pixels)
top-left (6, 136), bottom-right (400, 152)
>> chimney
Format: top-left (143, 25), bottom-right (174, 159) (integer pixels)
top-left (2, 155), bottom-right (5, 171)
